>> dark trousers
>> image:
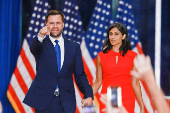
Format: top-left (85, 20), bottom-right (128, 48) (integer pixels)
top-left (35, 95), bottom-right (65, 113)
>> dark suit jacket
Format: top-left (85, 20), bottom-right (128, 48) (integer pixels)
top-left (23, 36), bottom-right (93, 112)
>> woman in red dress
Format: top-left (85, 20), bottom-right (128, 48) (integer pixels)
top-left (92, 23), bottom-right (145, 113)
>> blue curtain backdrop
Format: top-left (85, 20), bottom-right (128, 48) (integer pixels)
top-left (131, 0), bottom-right (155, 68)
top-left (132, 0), bottom-right (170, 96)
top-left (161, 0), bottom-right (170, 96)
top-left (0, 0), bottom-right (21, 112)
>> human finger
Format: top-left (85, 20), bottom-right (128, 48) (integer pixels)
top-left (119, 106), bottom-right (128, 113)
top-left (101, 94), bottom-right (107, 101)
top-left (138, 54), bottom-right (146, 68)
top-left (81, 99), bottom-right (85, 104)
top-left (46, 26), bottom-right (50, 35)
top-left (146, 55), bottom-right (152, 67)
top-left (101, 108), bottom-right (106, 112)
top-left (104, 107), bottom-right (119, 113)
top-left (40, 26), bottom-right (49, 35)
top-left (39, 27), bottom-right (47, 36)
top-left (100, 94), bottom-right (107, 105)
top-left (133, 57), bottom-right (140, 71)
top-left (81, 102), bottom-right (85, 108)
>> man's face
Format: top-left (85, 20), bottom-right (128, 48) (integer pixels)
top-left (45, 15), bottom-right (64, 39)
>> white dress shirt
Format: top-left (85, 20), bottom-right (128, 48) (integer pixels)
top-left (38, 35), bottom-right (64, 70)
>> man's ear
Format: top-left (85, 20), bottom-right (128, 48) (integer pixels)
top-left (123, 34), bottom-right (126, 40)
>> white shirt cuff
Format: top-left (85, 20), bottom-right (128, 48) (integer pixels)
top-left (37, 35), bottom-right (45, 43)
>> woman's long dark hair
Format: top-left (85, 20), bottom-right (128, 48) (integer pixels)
top-left (102, 23), bottom-right (131, 56)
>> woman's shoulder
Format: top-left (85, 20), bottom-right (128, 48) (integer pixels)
top-left (98, 50), bottom-right (110, 56)
top-left (97, 51), bottom-right (109, 59)
top-left (98, 51), bottom-right (104, 57)
top-left (125, 50), bottom-right (137, 59)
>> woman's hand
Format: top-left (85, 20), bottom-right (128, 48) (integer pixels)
top-left (140, 107), bottom-right (145, 113)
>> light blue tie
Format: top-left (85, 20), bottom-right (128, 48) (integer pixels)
top-left (55, 40), bottom-right (61, 74)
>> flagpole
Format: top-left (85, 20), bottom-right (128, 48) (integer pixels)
top-left (155, 0), bottom-right (161, 89)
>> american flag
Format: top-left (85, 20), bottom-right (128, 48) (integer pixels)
top-left (83, 0), bottom-right (114, 112)
top-left (62, 0), bottom-right (84, 44)
top-left (62, 0), bottom-right (122, 112)
top-left (62, 0), bottom-right (99, 112)
top-left (114, 0), bottom-right (155, 112)
top-left (85, 0), bottom-right (113, 59)
top-left (7, 0), bottom-right (50, 112)
top-left (114, 0), bottom-right (143, 54)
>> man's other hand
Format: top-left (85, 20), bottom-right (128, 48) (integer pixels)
top-left (81, 97), bottom-right (93, 108)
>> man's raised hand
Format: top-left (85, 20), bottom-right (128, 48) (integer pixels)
top-left (38, 26), bottom-right (50, 38)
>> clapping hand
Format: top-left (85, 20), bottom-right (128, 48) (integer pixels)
top-left (130, 54), bottom-right (154, 82)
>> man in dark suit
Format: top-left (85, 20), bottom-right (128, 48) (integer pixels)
top-left (23, 10), bottom-right (93, 113)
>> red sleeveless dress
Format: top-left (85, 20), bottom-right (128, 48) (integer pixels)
top-left (98, 50), bottom-right (137, 113)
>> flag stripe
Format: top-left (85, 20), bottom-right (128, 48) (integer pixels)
top-left (140, 81), bottom-right (155, 111)
top-left (20, 47), bottom-right (35, 80)
top-left (132, 46), bottom-right (139, 54)
top-left (10, 74), bottom-right (34, 113)
top-left (7, 91), bottom-right (20, 113)
top-left (8, 84), bottom-right (25, 113)
top-left (72, 75), bottom-right (83, 113)
top-left (14, 67), bottom-right (28, 95)
top-left (134, 100), bottom-right (140, 113)
top-left (135, 99), bottom-right (149, 113)
top-left (82, 57), bottom-right (94, 85)
top-left (136, 43), bottom-right (143, 54)
top-left (74, 82), bottom-right (83, 113)
top-left (75, 107), bottom-right (80, 113)
top-left (140, 82), bottom-right (154, 113)
top-left (93, 95), bottom-right (100, 110)
top-left (17, 56), bottom-right (33, 88)
top-left (81, 40), bottom-right (96, 82)
top-left (22, 39), bottom-right (36, 72)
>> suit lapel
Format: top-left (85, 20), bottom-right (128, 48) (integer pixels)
top-left (43, 36), bottom-right (58, 75)
top-left (59, 38), bottom-right (70, 77)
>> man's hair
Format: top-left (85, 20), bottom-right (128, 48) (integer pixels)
top-left (45, 10), bottom-right (65, 23)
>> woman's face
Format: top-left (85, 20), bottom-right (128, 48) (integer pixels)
top-left (109, 27), bottom-right (126, 47)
